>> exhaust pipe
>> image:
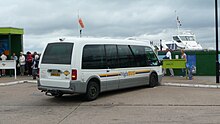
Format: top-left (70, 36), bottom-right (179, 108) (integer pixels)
top-left (45, 91), bottom-right (53, 96)
top-left (45, 90), bottom-right (63, 97)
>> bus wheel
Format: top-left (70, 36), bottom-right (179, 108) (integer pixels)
top-left (149, 73), bottom-right (158, 87)
top-left (85, 81), bottom-right (100, 101)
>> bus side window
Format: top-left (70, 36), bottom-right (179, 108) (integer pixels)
top-left (130, 45), bottom-right (147, 67)
top-left (105, 45), bottom-right (118, 68)
top-left (82, 45), bottom-right (106, 69)
top-left (145, 47), bottom-right (159, 66)
top-left (117, 45), bottom-right (136, 68)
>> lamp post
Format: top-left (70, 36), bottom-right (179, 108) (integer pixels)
top-left (215, 0), bottom-right (219, 83)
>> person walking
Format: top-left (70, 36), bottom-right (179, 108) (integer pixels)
top-left (32, 52), bottom-right (39, 79)
top-left (33, 52), bottom-right (39, 61)
top-left (163, 48), bottom-right (174, 76)
top-left (10, 53), bottom-right (18, 77)
top-left (26, 51), bottom-right (33, 76)
top-left (19, 52), bottom-right (25, 76)
top-left (0, 52), bottom-right (7, 77)
top-left (181, 49), bottom-right (187, 77)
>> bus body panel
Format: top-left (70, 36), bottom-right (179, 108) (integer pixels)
top-left (38, 38), bottom-right (163, 97)
top-left (39, 64), bottom-right (72, 88)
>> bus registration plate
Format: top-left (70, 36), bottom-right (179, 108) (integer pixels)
top-left (51, 72), bottom-right (60, 76)
top-left (50, 71), bottom-right (60, 77)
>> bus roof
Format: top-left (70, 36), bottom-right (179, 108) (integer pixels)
top-left (48, 38), bottom-right (151, 46)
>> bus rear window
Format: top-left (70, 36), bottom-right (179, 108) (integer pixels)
top-left (42, 43), bottom-right (73, 64)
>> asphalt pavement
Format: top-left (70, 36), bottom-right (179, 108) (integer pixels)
top-left (162, 76), bottom-right (220, 88)
top-left (0, 75), bottom-right (219, 88)
top-left (0, 75), bottom-right (220, 124)
top-left (0, 75), bottom-right (36, 86)
top-left (0, 83), bottom-right (220, 124)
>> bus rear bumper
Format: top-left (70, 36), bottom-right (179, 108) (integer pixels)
top-left (37, 80), bottom-right (87, 94)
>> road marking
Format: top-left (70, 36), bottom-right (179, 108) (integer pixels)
top-left (162, 83), bottom-right (220, 89)
top-left (0, 80), bottom-right (37, 86)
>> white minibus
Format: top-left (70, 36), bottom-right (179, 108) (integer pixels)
top-left (38, 38), bottom-right (162, 100)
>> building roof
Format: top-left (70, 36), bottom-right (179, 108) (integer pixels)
top-left (0, 27), bottom-right (24, 35)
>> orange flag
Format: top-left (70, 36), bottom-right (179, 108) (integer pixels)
top-left (78, 18), bottom-right (85, 28)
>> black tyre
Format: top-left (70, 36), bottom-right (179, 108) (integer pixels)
top-left (149, 73), bottom-right (158, 87)
top-left (85, 81), bottom-right (100, 101)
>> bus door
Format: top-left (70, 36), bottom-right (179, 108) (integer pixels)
top-left (105, 45), bottom-right (119, 90)
top-left (117, 45), bottom-right (143, 88)
top-left (118, 45), bottom-right (150, 88)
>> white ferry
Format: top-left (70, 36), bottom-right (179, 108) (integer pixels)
top-left (162, 30), bottom-right (203, 50)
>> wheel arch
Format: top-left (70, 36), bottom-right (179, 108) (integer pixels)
top-left (149, 71), bottom-right (159, 87)
top-left (149, 71), bottom-right (159, 78)
top-left (86, 76), bottom-right (101, 92)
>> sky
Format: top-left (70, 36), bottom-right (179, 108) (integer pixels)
top-left (0, 0), bottom-right (217, 52)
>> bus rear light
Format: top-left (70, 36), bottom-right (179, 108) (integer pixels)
top-left (72, 69), bottom-right (77, 80)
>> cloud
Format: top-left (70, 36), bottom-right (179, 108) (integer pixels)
top-left (0, 0), bottom-right (217, 52)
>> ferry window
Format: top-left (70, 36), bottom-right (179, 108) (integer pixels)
top-left (145, 47), bottom-right (159, 66)
top-left (82, 45), bottom-right (106, 69)
top-left (173, 36), bottom-right (181, 42)
top-left (187, 36), bottom-right (195, 41)
top-left (179, 36), bottom-right (195, 41)
top-left (42, 43), bottom-right (73, 64)
top-left (117, 45), bottom-right (136, 68)
top-left (105, 45), bottom-right (118, 68)
top-left (179, 36), bottom-right (187, 41)
top-left (130, 45), bottom-right (147, 67)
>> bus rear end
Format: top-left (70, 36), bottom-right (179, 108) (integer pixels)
top-left (38, 42), bottom-right (76, 96)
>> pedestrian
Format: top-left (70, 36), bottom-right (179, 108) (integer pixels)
top-left (0, 52), bottom-right (7, 77)
top-left (163, 48), bottom-right (174, 76)
top-left (33, 52), bottom-right (39, 61)
top-left (181, 49), bottom-right (187, 77)
top-left (11, 53), bottom-right (18, 61)
top-left (32, 52), bottom-right (39, 79)
top-left (26, 51), bottom-right (33, 76)
top-left (19, 52), bottom-right (25, 76)
top-left (10, 53), bottom-right (18, 77)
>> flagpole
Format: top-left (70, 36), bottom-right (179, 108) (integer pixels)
top-left (215, 0), bottom-right (219, 83)
top-left (80, 29), bottom-right (82, 38)
top-left (77, 10), bottom-right (81, 38)
top-left (77, 10), bottom-right (85, 38)
top-left (175, 10), bottom-right (180, 35)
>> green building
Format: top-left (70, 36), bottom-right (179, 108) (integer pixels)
top-left (0, 27), bottom-right (24, 57)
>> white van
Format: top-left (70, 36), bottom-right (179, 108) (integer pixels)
top-left (38, 38), bottom-right (162, 100)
